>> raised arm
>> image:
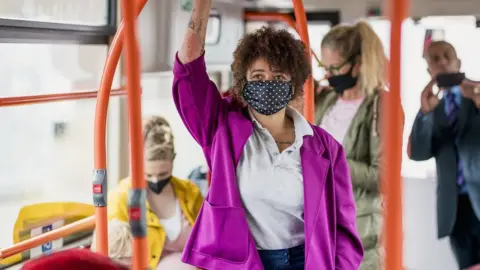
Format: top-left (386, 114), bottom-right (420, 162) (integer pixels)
top-left (332, 142), bottom-right (364, 269)
top-left (173, 0), bottom-right (227, 148)
top-left (408, 80), bottom-right (439, 161)
top-left (178, 0), bottom-right (212, 63)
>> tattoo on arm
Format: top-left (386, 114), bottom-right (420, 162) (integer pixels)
top-left (198, 19), bottom-right (205, 54)
top-left (188, 17), bottom-right (195, 31)
top-left (186, 9), bottom-right (207, 55)
top-left (200, 40), bottom-right (205, 55)
top-left (197, 19), bottom-right (203, 34)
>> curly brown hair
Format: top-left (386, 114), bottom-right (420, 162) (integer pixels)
top-left (230, 26), bottom-right (311, 103)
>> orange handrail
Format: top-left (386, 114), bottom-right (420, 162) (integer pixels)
top-left (291, 1), bottom-right (314, 122)
top-left (0, 88), bottom-right (126, 107)
top-left (244, 11), bottom-right (315, 122)
top-left (0, 216), bottom-right (95, 259)
top-left (93, 0), bottom-right (148, 256)
top-left (121, 0), bottom-right (148, 268)
top-left (384, 0), bottom-right (407, 269)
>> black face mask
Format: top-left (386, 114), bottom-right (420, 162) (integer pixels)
top-left (327, 64), bottom-right (358, 96)
top-left (435, 72), bottom-right (465, 88)
top-left (147, 176), bottom-right (171, 194)
top-left (243, 80), bottom-right (293, 115)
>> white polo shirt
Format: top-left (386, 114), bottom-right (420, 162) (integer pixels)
top-left (236, 106), bottom-right (313, 250)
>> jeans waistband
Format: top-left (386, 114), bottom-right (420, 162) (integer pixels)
top-left (258, 244), bottom-right (305, 269)
top-left (258, 244), bottom-right (304, 256)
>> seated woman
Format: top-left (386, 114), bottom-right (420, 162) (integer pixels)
top-left (172, 0), bottom-right (363, 269)
top-left (104, 115), bottom-right (204, 270)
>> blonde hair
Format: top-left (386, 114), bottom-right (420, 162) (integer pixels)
top-left (142, 115), bottom-right (175, 161)
top-left (91, 219), bottom-right (132, 259)
top-left (321, 20), bottom-right (387, 95)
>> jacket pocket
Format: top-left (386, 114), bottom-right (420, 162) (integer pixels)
top-left (192, 200), bottom-right (249, 263)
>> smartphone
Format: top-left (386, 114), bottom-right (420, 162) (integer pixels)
top-left (436, 72), bottom-right (465, 88)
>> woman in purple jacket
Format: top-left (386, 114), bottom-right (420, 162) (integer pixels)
top-left (172, 0), bottom-right (364, 269)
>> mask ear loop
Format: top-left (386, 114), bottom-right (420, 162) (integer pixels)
top-left (312, 50), bottom-right (321, 67)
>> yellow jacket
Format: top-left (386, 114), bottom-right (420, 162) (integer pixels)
top-left (108, 176), bottom-right (204, 269)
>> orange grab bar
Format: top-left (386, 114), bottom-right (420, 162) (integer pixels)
top-left (0, 216), bottom-right (95, 259)
top-left (291, 1), bottom-right (314, 122)
top-left (121, 0), bottom-right (149, 268)
top-left (244, 11), bottom-right (314, 122)
top-left (384, 0), bottom-right (407, 269)
top-left (0, 88), bottom-right (126, 107)
top-left (93, 0), bottom-right (148, 257)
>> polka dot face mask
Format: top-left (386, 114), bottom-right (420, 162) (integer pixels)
top-left (242, 80), bottom-right (293, 115)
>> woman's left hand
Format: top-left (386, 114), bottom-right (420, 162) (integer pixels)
top-left (460, 80), bottom-right (480, 108)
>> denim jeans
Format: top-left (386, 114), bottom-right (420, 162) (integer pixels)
top-left (258, 244), bottom-right (305, 270)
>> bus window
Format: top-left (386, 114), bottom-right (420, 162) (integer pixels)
top-left (0, 0), bottom-right (109, 26)
top-left (366, 17), bottom-right (480, 180)
top-left (0, 43), bottom-right (122, 249)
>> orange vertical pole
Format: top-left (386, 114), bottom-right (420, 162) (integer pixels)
top-left (291, 0), bottom-right (314, 122)
top-left (384, 0), bottom-right (407, 269)
top-left (93, 0), bottom-right (149, 257)
top-left (121, 0), bottom-right (148, 269)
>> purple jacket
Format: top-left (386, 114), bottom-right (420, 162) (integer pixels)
top-left (172, 53), bottom-right (364, 270)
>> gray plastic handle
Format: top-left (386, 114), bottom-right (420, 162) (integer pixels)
top-left (128, 188), bottom-right (147, 237)
top-left (92, 169), bottom-right (108, 207)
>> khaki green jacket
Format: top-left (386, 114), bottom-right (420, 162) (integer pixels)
top-left (315, 89), bottom-right (392, 269)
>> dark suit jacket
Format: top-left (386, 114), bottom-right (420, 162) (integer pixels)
top-left (408, 97), bottom-right (480, 238)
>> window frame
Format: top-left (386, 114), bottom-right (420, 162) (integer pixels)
top-left (205, 13), bottom-right (222, 45)
top-left (0, 0), bottom-right (117, 44)
top-left (289, 11), bottom-right (340, 26)
top-left (244, 8), bottom-right (340, 27)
